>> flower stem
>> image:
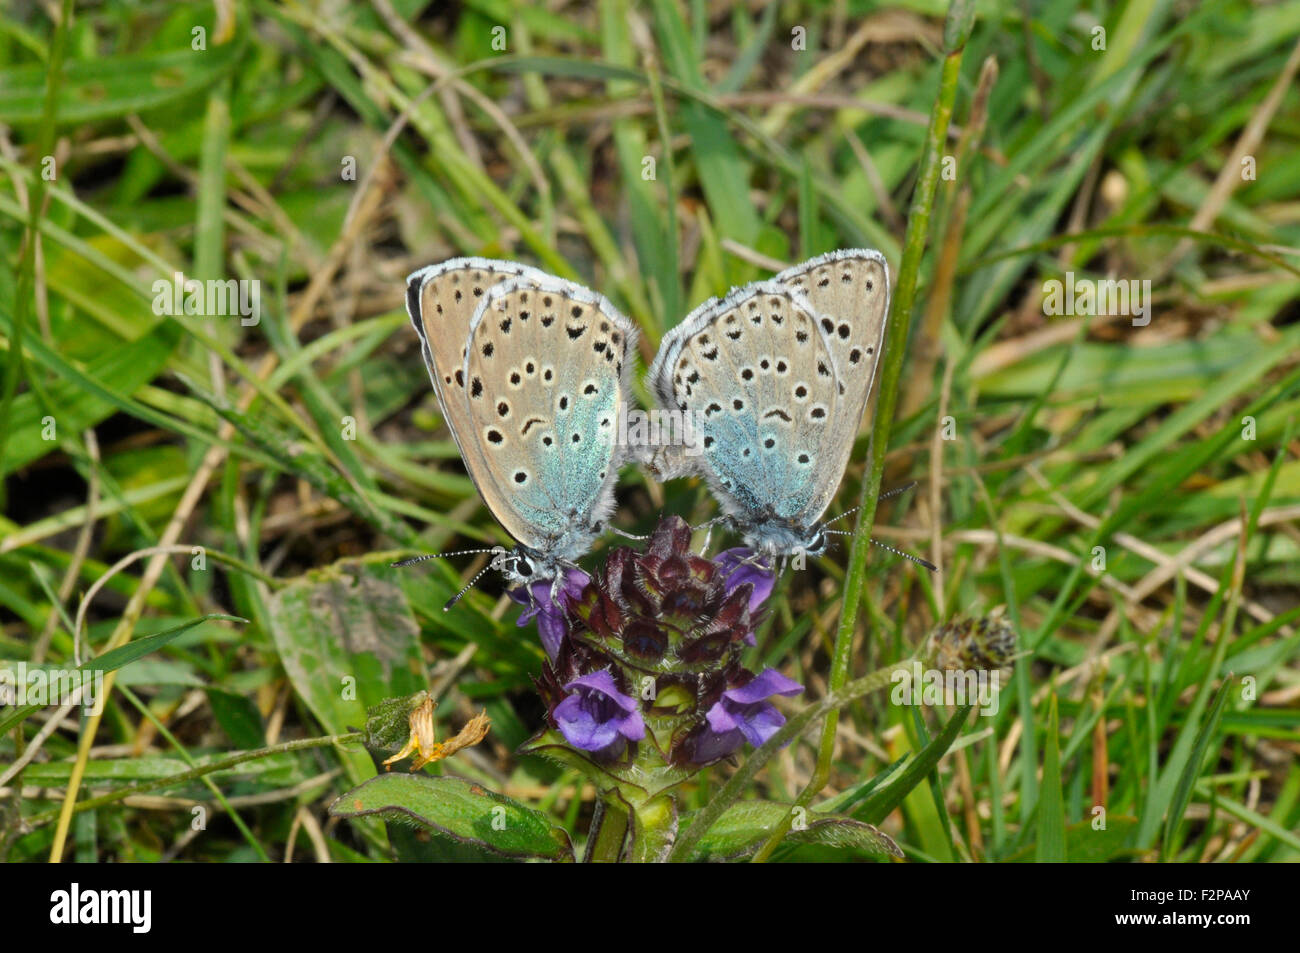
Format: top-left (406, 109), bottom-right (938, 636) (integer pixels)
top-left (20, 732), bottom-right (363, 831)
top-left (745, 0), bottom-right (977, 865)
top-left (669, 660), bottom-right (915, 862)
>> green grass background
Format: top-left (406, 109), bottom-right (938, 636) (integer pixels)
top-left (1, 0), bottom-right (1298, 862)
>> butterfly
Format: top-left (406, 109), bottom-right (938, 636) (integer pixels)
top-left (644, 249), bottom-right (890, 560)
top-left (404, 257), bottom-right (637, 604)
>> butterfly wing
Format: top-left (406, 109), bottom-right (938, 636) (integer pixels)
top-left (406, 257), bottom-right (550, 477)
top-left (460, 274), bottom-right (636, 557)
top-left (649, 281), bottom-right (841, 526)
top-left (774, 249), bottom-right (890, 522)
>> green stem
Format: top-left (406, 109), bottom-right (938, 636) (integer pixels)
top-left (0, 0), bottom-right (74, 509)
top-left (627, 794), bottom-right (677, 863)
top-left (669, 660), bottom-right (914, 862)
top-left (21, 732), bottom-right (363, 830)
top-left (117, 684), bottom-right (270, 862)
top-left (584, 796), bottom-right (630, 862)
top-left (747, 0), bottom-right (977, 864)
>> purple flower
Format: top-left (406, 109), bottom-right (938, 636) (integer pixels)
top-left (713, 549), bottom-right (774, 645)
top-left (510, 568), bottom-right (590, 661)
top-left (553, 670), bottom-right (645, 757)
top-left (714, 548), bottom-right (775, 614)
top-left (688, 668), bottom-right (803, 763)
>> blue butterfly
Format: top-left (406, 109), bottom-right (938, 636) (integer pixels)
top-left (404, 258), bottom-right (637, 604)
top-left (644, 250), bottom-right (890, 560)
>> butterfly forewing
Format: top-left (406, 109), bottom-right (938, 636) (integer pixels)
top-left (461, 275), bottom-right (635, 556)
top-left (654, 282), bottom-right (839, 524)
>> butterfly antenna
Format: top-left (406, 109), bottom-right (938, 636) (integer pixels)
top-left (443, 555), bottom-right (515, 612)
top-left (391, 547), bottom-right (505, 569)
top-left (878, 480), bottom-right (919, 502)
top-left (821, 483), bottom-right (920, 534)
top-left (870, 538), bottom-right (937, 572)
top-left (822, 531), bottom-right (937, 572)
top-left (822, 506), bottom-right (861, 528)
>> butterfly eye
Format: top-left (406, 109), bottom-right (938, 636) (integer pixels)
top-left (809, 532), bottom-right (826, 553)
top-left (516, 557), bottom-right (535, 577)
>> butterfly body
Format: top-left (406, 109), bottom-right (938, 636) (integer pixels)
top-left (406, 258), bottom-right (635, 591)
top-left (647, 250), bottom-right (890, 559)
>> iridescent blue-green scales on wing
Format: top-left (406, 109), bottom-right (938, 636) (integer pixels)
top-left (647, 250), bottom-right (890, 557)
top-left (405, 258), bottom-right (636, 585)
top-left (461, 274), bottom-right (635, 567)
top-left (651, 282), bottom-right (838, 549)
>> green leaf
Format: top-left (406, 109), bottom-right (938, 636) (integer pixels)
top-left (1007, 817), bottom-right (1142, 863)
top-left (519, 728), bottom-right (693, 804)
top-left (856, 705), bottom-right (972, 826)
top-left (329, 774), bottom-right (574, 861)
top-left (205, 688), bottom-right (265, 749)
top-left (266, 557), bottom-right (427, 785)
top-left (649, 0), bottom-right (759, 249)
top-left (1162, 677), bottom-right (1232, 859)
top-left (625, 793), bottom-right (678, 864)
top-left (1036, 692), bottom-right (1066, 862)
top-left (92, 615), bottom-right (246, 674)
top-left (684, 800), bottom-right (902, 862)
top-left (0, 319), bottom-right (180, 478)
top-left (0, 614), bottom-right (246, 735)
top-left (0, 43), bottom-right (243, 124)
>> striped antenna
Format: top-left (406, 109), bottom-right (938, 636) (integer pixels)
top-left (443, 554), bottom-right (516, 611)
top-left (391, 547), bottom-right (505, 569)
top-left (823, 531), bottom-right (936, 572)
top-left (391, 547), bottom-right (514, 609)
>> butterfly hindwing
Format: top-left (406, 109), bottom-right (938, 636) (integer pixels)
top-left (775, 249), bottom-right (890, 523)
top-left (651, 282), bottom-right (839, 525)
top-left (461, 274), bottom-right (636, 557)
top-left (406, 257), bottom-right (550, 478)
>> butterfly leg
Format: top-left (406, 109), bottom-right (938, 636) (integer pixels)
top-left (736, 550), bottom-right (773, 571)
top-left (548, 573), bottom-right (565, 609)
top-left (690, 515), bottom-right (728, 554)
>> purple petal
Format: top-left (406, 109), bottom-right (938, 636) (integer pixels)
top-left (715, 548), bottom-right (775, 612)
top-left (560, 568), bottom-right (591, 601)
top-left (724, 667), bottom-right (803, 705)
top-left (511, 571), bottom-right (590, 662)
top-left (564, 670), bottom-right (638, 713)
top-left (616, 708), bottom-right (646, 742)
top-left (554, 695), bottom-right (620, 751)
top-left (704, 699), bottom-right (741, 733)
top-left (690, 727), bottom-right (744, 763)
top-left (534, 610), bottom-right (567, 663)
top-left (734, 701), bottom-right (786, 748)
top-left (508, 584), bottom-right (542, 624)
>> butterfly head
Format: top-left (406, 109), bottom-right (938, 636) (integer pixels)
top-left (736, 517), bottom-right (829, 560)
top-left (497, 545), bottom-right (555, 587)
top-left (393, 542), bottom-right (571, 609)
top-left (737, 506), bottom-right (935, 572)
